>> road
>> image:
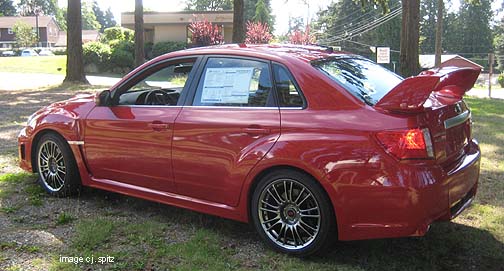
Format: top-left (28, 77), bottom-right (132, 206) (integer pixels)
top-left (0, 72), bottom-right (121, 91)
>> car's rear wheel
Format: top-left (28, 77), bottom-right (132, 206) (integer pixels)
top-left (36, 133), bottom-right (81, 196)
top-left (251, 169), bottom-right (335, 256)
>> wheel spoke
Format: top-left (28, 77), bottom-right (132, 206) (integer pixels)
top-left (271, 184), bottom-right (285, 204)
top-left (297, 192), bottom-right (312, 206)
top-left (266, 220), bottom-right (282, 231)
top-left (265, 190), bottom-right (282, 206)
top-left (300, 220), bottom-right (318, 232)
top-left (300, 214), bottom-right (320, 218)
top-left (294, 187), bottom-right (305, 204)
top-left (293, 225), bottom-right (304, 245)
top-left (262, 216), bottom-right (280, 225)
top-left (298, 223), bottom-right (315, 238)
top-left (261, 200), bottom-right (279, 209)
top-left (289, 181), bottom-right (293, 202)
top-left (260, 207), bottom-right (279, 214)
top-left (300, 206), bottom-right (319, 213)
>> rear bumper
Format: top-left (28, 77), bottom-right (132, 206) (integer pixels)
top-left (335, 139), bottom-right (480, 241)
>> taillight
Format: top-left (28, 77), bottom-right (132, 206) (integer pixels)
top-left (376, 128), bottom-right (434, 160)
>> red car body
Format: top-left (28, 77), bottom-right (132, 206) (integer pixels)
top-left (18, 44), bottom-right (480, 243)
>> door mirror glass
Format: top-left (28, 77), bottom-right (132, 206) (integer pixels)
top-left (95, 90), bottom-right (111, 106)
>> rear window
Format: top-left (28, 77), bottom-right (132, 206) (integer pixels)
top-left (312, 57), bottom-right (402, 105)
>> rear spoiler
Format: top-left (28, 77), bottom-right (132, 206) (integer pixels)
top-left (374, 67), bottom-right (481, 112)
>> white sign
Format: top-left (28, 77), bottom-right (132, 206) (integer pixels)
top-left (376, 47), bottom-right (390, 64)
top-left (201, 67), bottom-right (254, 104)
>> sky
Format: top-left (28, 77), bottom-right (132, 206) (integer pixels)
top-left (54, 0), bottom-right (502, 36)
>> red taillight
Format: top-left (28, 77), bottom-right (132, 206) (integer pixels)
top-left (376, 128), bottom-right (434, 160)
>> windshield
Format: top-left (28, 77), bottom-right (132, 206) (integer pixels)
top-left (313, 57), bottom-right (403, 105)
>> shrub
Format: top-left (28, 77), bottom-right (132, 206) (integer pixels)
top-left (188, 18), bottom-right (223, 47)
top-left (83, 41), bottom-right (111, 65)
top-left (53, 49), bottom-right (67, 55)
top-left (245, 21), bottom-right (272, 44)
top-left (108, 39), bottom-right (134, 53)
top-left (101, 27), bottom-right (134, 43)
top-left (152, 41), bottom-right (186, 58)
top-left (144, 42), bottom-right (154, 59)
top-left (498, 73), bottom-right (504, 88)
top-left (109, 49), bottom-right (134, 72)
top-left (289, 25), bottom-right (316, 45)
top-left (83, 41), bottom-right (111, 71)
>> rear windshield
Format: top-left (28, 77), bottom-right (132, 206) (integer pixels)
top-left (312, 57), bottom-right (402, 105)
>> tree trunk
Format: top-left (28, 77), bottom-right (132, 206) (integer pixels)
top-left (64, 0), bottom-right (88, 84)
top-left (434, 0), bottom-right (443, 67)
top-left (134, 0), bottom-right (144, 67)
top-left (232, 0), bottom-right (245, 43)
top-left (399, 0), bottom-right (420, 77)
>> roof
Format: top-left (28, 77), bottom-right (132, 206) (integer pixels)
top-left (179, 44), bottom-right (345, 63)
top-left (419, 54), bottom-right (484, 69)
top-left (121, 11), bottom-right (233, 26)
top-left (55, 30), bottom-right (100, 47)
top-left (0, 16), bottom-right (55, 28)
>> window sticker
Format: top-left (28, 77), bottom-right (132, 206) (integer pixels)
top-left (201, 67), bottom-right (254, 104)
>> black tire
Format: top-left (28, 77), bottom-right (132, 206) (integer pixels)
top-left (251, 169), bottom-right (336, 256)
top-left (35, 133), bottom-right (81, 197)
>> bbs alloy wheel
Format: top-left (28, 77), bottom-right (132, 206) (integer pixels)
top-left (251, 170), bottom-right (335, 256)
top-left (36, 133), bottom-right (81, 196)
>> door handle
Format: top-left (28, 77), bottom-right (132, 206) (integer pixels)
top-left (148, 122), bottom-right (169, 131)
top-left (242, 127), bottom-right (271, 135)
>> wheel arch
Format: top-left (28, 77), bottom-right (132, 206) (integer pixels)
top-left (246, 164), bottom-right (339, 237)
top-left (30, 129), bottom-right (70, 173)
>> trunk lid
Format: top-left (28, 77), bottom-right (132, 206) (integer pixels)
top-left (375, 67), bottom-right (480, 164)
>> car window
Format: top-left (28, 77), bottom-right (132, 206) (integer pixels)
top-left (312, 57), bottom-right (403, 105)
top-left (117, 59), bottom-right (195, 106)
top-left (192, 57), bottom-right (274, 107)
top-left (272, 64), bottom-right (304, 108)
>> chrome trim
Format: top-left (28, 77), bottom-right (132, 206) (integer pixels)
top-left (67, 141), bottom-right (85, 145)
top-left (115, 105), bottom-right (183, 108)
top-left (444, 110), bottom-right (470, 129)
top-left (451, 195), bottom-right (474, 219)
top-left (280, 107), bottom-right (304, 110)
top-left (184, 106), bottom-right (279, 110)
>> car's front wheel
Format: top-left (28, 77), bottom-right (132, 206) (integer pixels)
top-left (251, 169), bottom-right (335, 256)
top-left (36, 133), bottom-right (81, 196)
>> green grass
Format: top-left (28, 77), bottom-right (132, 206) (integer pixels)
top-left (0, 94), bottom-right (503, 271)
top-left (55, 212), bottom-right (75, 225)
top-left (0, 56), bottom-right (66, 75)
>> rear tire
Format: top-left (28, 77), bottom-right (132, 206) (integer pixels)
top-left (251, 169), bottom-right (336, 256)
top-left (35, 133), bottom-right (81, 197)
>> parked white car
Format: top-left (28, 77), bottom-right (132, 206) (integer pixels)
top-left (1, 50), bottom-right (16, 57)
top-left (21, 49), bottom-right (39, 57)
top-left (38, 49), bottom-right (55, 56)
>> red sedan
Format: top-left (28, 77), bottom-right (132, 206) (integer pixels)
top-left (18, 44), bottom-right (481, 256)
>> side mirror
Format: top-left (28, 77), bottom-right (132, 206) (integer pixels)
top-left (95, 90), bottom-right (111, 106)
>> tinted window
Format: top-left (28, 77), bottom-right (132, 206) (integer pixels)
top-left (273, 64), bottom-right (304, 107)
top-left (313, 57), bottom-right (402, 105)
top-left (193, 58), bottom-right (274, 107)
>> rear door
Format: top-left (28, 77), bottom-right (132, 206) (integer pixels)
top-left (172, 56), bottom-right (281, 206)
top-left (84, 57), bottom-right (198, 192)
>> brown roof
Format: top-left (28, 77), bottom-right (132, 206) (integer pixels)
top-left (55, 30), bottom-right (101, 47)
top-left (0, 16), bottom-right (55, 28)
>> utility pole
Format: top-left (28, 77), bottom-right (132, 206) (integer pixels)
top-left (488, 53), bottom-right (494, 98)
top-left (434, 0), bottom-right (443, 67)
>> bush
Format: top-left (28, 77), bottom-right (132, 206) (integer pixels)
top-left (83, 41), bottom-right (111, 71)
top-left (108, 39), bottom-right (134, 53)
top-left (245, 21), bottom-right (272, 44)
top-left (144, 42), bottom-right (154, 59)
top-left (498, 73), bottom-right (504, 88)
top-left (109, 49), bottom-right (134, 72)
top-left (53, 49), bottom-right (67, 55)
top-left (152, 41), bottom-right (186, 58)
top-left (101, 27), bottom-right (134, 43)
top-left (188, 18), bottom-right (223, 47)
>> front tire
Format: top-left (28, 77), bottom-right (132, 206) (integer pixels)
top-left (251, 169), bottom-right (336, 256)
top-left (36, 133), bottom-right (81, 196)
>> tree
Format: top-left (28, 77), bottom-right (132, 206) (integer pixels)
top-left (82, 1), bottom-right (101, 30)
top-left (189, 18), bottom-right (224, 46)
top-left (184, 0), bottom-right (232, 11)
top-left (399, 0), bottom-right (421, 77)
top-left (245, 21), bottom-right (272, 44)
top-left (232, 0), bottom-right (245, 43)
top-left (252, 0), bottom-right (273, 29)
top-left (134, 0), bottom-right (144, 67)
top-left (55, 7), bottom-right (66, 30)
top-left (93, 1), bottom-right (116, 32)
top-left (18, 0), bottom-right (57, 16)
top-left (64, 0), bottom-right (88, 84)
top-left (13, 21), bottom-right (37, 47)
top-left (495, 18), bottom-right (504, 71)
top-left (434, 0), bottom-right (444, 67)
top-left (289, 26), bottom-right (315, 45)
top-left (0, 0), bottom-right (16, 16)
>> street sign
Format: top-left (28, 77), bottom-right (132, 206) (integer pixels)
top-left (376, 47), bottom-right (390, 64)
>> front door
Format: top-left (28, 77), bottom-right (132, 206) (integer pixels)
top-left (172, 57), bottom-right (281, 206)
top-left (84, 57), bottom-right (198, 192)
